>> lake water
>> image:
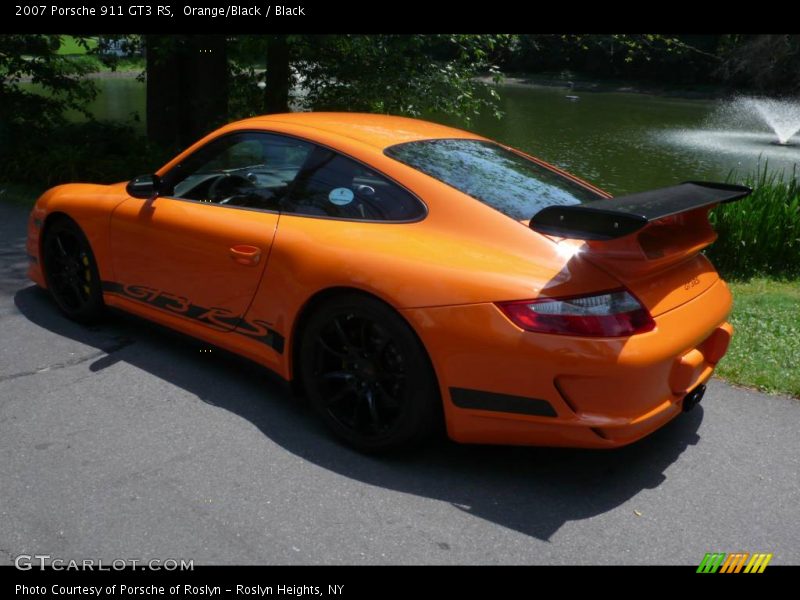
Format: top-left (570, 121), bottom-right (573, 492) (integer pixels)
top-left (81, 77), bottom-right (800, 195)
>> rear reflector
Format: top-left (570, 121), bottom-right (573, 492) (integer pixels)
top-left (497, 289), bottom-right (655, 337)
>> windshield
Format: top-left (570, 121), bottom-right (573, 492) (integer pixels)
top-left (384, 139), bottom-right (604, 220)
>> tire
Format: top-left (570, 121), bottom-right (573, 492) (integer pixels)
top-left (299, 293), bottom-right (441, 452)
top-left (42, 216), bottom-right (105, 323)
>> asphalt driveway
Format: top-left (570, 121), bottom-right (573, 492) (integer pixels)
top-left (1, 200), bottom-right (798, 565)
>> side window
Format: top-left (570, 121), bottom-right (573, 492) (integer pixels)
top-left (283, 148), bottom-right (426, 221)
top-left (161, 132), bottom-right (314, 211)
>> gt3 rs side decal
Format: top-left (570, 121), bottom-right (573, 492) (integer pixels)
top-left (450, 387), bottom-right (557, 417)
top-left (101, 281), bottom-right (285, 353)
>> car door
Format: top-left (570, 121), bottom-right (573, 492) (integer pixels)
top-left (108, 131), bottom-right (314, 332)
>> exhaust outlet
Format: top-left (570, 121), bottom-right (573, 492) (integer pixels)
top-left (682, 384), bottom-right (706, 412)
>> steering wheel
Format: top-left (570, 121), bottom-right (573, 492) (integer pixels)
top-left (207, 174), bottom-right (256, 204)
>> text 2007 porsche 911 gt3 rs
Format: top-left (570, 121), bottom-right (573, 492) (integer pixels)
top-left (26, 112), bottom-right (750, 451)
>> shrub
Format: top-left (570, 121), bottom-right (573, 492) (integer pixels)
top-left (0, 121), bottom-right (171, 187)
top-left (707, 165), bottom-right (800, 280)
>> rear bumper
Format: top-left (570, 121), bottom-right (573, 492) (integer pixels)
top-left (403, 278), bottom-right (733, 448)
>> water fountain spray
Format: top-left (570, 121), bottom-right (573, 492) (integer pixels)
top-left (730, 97), bottom-right (800, 146)
top-left (659, 96), bottom-right (800, 162)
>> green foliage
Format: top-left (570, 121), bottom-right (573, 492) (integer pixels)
top-left (295, 35), bottom-right (509, 121)
top-left (0, 35), bottom-right (97, 130)
top-left (228, 36), bottom-right (270, 120)
top-left (718, 279), bottom-right (800, 398)
top-left (0, 35), bottom-right (151, 190)
top-left (501, 34), bottom-right (800, 94)
top-left (716, 35), bottom-right (800, 95)
top-left (0, 182), bottom-right (45, 206)
top-left (0, 121), bottom-right (170, 187)
top-left (706, 166), bottom-right (800, 280)
top-left (558, 34), bottom-right (689, 64)
top-left (500, 34), bottom-right (717, 85)
top-left (227, 35), bottom-right (512, 122)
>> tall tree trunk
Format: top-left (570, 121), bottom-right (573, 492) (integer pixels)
top-left (185, 35), bottom-right (228, 143)
top-left (146, 35), bottom-right (182, 149)
top-left (146, 35), bottom-right (228, 150)
top-left (265, 35), bottom-right (290, 113)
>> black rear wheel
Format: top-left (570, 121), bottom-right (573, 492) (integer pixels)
top-left (299, 294), bottom-right (440, 452)
top-left (42, 217), bottom-right (104, 322)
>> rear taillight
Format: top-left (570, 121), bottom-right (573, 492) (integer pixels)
top-left (496, 288), bottom-right (655, 337)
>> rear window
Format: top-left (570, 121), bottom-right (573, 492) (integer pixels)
top-left (384, 139), bottom-right (603, 220)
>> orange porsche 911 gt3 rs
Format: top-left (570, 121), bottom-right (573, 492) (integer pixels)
top-left (26, 112), bottom-right (750, 452)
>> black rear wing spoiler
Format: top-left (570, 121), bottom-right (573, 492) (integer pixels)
top-left (529, 182), bottom-right (752, 241)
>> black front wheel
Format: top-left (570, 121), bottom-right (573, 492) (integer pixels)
top-left (42, 217), bottom-right (105, 322)
top-left (299, 294), bottom-right (441, 452)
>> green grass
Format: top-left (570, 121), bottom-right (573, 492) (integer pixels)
top-left (56, 36), bottom-right (98, 56)
top-left (57, 36), bottom-right (144, 72)
top-left (66, 55), bottom-right (145, 73)
top-left (719, 278), bottom-right (800, 398)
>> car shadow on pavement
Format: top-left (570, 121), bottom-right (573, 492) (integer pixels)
top-left (15, 284), bottom-right (703, 542)
top-left (0, 233), bottom-right (30, 300)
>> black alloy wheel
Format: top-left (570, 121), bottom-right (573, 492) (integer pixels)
top-left (42, 217), bottom-right (104, 322)
top-left (300, 294), bottom-right (441, 452)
